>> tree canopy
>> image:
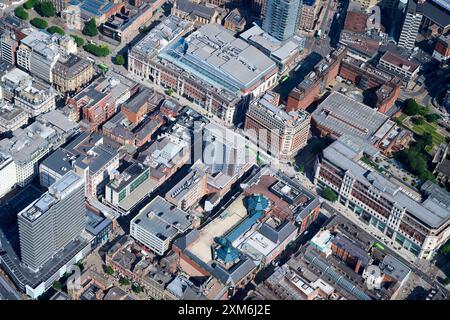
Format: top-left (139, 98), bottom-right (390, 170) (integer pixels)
top-left (83, 43), bottom-right (109, 57)
top-left (322, 187), bottom-right (338, 202)
top-left (30, 17), bottom-right (48, 29)
top-left (403, 99), bottom-right (428, 117)
top-left (70, 34), bottom-right (84, 47)
top-left (83, 18), bottom-right (98, 37)
top-left (23, 0), bottom-right (38, 10)
top-left (14, 7), bottom-right (29, 20)
top-left (114, 55), bottom-right (125, 65)
top-left (35, 1), bottom-right (56, 17)
top-left (47, 26), bottom-right (65, 35)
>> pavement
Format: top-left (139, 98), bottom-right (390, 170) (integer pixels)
top-left (0, 274), bottom-right (22, 300)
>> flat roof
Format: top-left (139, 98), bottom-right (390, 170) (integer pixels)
top-left (312, 92), bottom-right (388, 141)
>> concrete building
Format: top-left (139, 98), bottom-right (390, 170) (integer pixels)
top-left (287, 47), bottom-right (347, 111)
top-left (165, 165), bottom-right (208, 211)
top-left (171, 0), bottom-right (226, 25)
top-left (224, 9), bottom-right (246, 33)
top-left (298, 0), bottom-right (319, 31)
top-left (314, 137), bottom-right (450, 259)
top-left (432, 34), bottom-right (450, 63)
top-left (0, 113), bottom-right (79, 187)
top-left (130, 196), bottom-right (192, 255)
top-left (398, 0), bottom-right (423, 50)
top-left (0, 151), bottom-right (17, 198)
top-left (378, 51), bottom-right (420, 86)
top-left (0, 67), bottom-right (31, 103)
top-left (245, 92), bottom-right (311, 161)
top-left (14, 80), bottom-right (56, 117)
top-left (105, 162), bottom-right (157, 215)
top-left (0, 100), bottom-right (29, 133)
top-left (40, 132), bottom-right (120, 197)
top-left (0, 30), bottom-right (18, 65)
top-left (52, 54), bottom-right (94, 93)
top-left (262, 0), bottom-right (301, 41)
top-left (18, 171), bottom-right (86, 271)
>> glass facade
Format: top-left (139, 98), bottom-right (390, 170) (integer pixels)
top-left (262, 0), bottom-right (302, 41)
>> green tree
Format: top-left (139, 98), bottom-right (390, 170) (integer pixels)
top-left (53, 281), bottom-right (62, 290)
top-left (47, 26), bottom-right (65, 35)
top-left (119, 277), bottom-right (130, 286)
top-left (166, 88), bottom-right (174, 96)
top-left (35, 1), bottom-right (56, 17)
top-left (412, 116), bottom-right (425, 125)
top-left (23, 0), bottom-right (38, 9)
top-left (425, 113), bottom-right (440, 123)
top-left (114, 54), bottom-right (125, 65)
top-left (83, 43), bottom-right (109, 57)
top-left (105, 266), bottom-right (114, 276)
top-left (83, 18), bottom-right (98, 37)
top-left (132, 284), bottom-right (142, 294)
top-left (70, 34), bottom-right (84, 47)
top-left (297, 163), bottom-right (305, 173)
top-left (14, 7), bottom-right (29, 20)
top-left (322, 187), bottom-right (338, 202)
top-left (30, 17), bottom-right (48, 29)
top-left (403, 99), bottom-right (421, 116)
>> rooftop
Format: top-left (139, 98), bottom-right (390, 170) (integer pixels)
top-left (380, 51), bottom-right (420, 71)
top-left (312, 92), bottom-right (389, 141)
top-left (132, 196), bottom-right (192, 241)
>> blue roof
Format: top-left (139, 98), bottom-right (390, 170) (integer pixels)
top-left (246, 194), bottom-right (269, 216)
top-left (215, 244), bottom-right (240, 263)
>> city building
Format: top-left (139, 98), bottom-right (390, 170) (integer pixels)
top-left (68, 0), bottom-right (124, 24)
top-left (66, 72), bottom-right (137, 131)
top-left (85, 210), bottom-right (113, 249)
top-left (0, 67), bottom-right (31, 102)
top-left (378, 51), bottom-right (420, 87)
top-left (130, 196), bottom-right (193, 255)
top-left (339, 55), bottom-right (402, 113)
top-left (0, 100), bottom-right (28, 133)
top-left (244, 92), bottom-right (311, 161)
top-left (52, 54), bottom-right (94, 93)
top-left (240, 24), bottom-right (306, 74)
top-left (14, 79), bottom-right (56, 117)
top-left (311, 92), bottom-right (391, 143)
top-left (262, 0), bottom-right (301, 41)
top-left (314, 137), bottom-right (450, 259)
top-left (287, 47), bottom-right (347, 111)
top-left (0, 151), bottom-right (16, 198)
top-left (129, 17), bottom-right (278, 125)
top-left (398, 0), bottom-right (423, 50)
top-left (165, 165), bottom-right (208, 211)
top-left (298, 0), bottom-right (319, 31)
top-left (432, 34), bottom-right (450, 63)
top-left (0, 112), bottom-right (79, 186)
top-left (105, 162), bottom-right (158, 215)
top-left (101, 0), bottom-right (165, 43)
top-left (0, 30), bottom-right (18, 65)
top-left (171, 0), bottom-right (226, 25)
top-left (224, 8), bottom-right (246, 33)
top-left (62, 5), bottom-right (83, 31)
top-left (18, 171), bottom-right (86, 271)
top-left (39, 132), bottom-right (120, 197)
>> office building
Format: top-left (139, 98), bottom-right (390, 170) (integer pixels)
top-left (432, 34), bottom-right (450, 63)
top-left (171, 0), bottom-right (226, 25)
top-left (0, 67), bottom-right (31, 102)
top-left (0, 31), bottom-right (18, 65)
top-left (14, 80), bottom-right (56, 117)
top-left (314, 137), bottom-right (450, 259)
top-left (130, 196), bottom-right (192, 255)
top-left (0, 101), bottom-right (29, 133)
top-left (262, 0), bottom-right (301, 41)
top-left (0, 152), bottom-right (17, 198)
top-left (18, 171), bottom-right (86, 271)
top-left (378, 51), bottom-right (420, 86)
top-left (245, 92), bottom-right (311, 161)
top-left (398, 0), bottom-right (423, 50)
top-left (298, 0), bottom-right (319, 31)
top-left (52, 54), bottom-right (94, 93)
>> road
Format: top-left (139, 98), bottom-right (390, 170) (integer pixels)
top-left (0, 274), bottom-right (22, 300)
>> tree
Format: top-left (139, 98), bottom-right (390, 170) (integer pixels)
top-left (83, 18), bottom-right (98, 37)
top-left (425, 113), bottom-right (440, 123)
top-left (105, 266), bottom-right (114, 276)
top-left (166, 88), bottom-right (174, 96)
top-left (35, 1), bottom-right (55, 17)
top-left (53, 281), bottom-right (62, 290)
top-left (412, 116), bottom-right (425, 125)
top-left (119, 277), bottom-right (130, 286)
top-left (322, 187), bottom-right (338, 202)
top-left (403, 99), bottom-right (421, 116)
top-left (14, 7), bottom-right (29, 20)
top-left (70, 34), bottom-right (84, 47)
top-left (114, 54), bottom-right (125, 65)
top-left (23, 0), bottom-right (38, 10)
top-left (30, 17), bottom-right (48, 29)
top-left (439, 240), bottom-right (450, 255)
top-left (132, 284), bottom-right (142, 294)
top-left (297, 163), bottom-right (305, 173)
top-left (47, 26), bottom-right (65, 35)
top-left (83, 43), bottom-right (109, 57)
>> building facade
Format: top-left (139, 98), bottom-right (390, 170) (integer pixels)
top-left (262, 0), bottom-right (301, 41)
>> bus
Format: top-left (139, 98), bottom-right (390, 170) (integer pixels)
top-left (98, 63), bottom-right (109, 72)
top-left (280, 75), bottom-right (289, 83)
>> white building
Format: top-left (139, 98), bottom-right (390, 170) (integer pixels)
top-left (14, 80), bottom-right (56, 117)
top-left (130, 196), bottom-right (192, 255)
top-left (0, 152), bottom-right (17, 198)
